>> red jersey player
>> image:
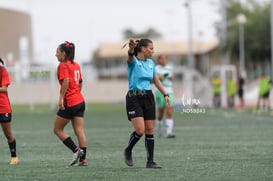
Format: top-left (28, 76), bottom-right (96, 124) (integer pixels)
top-left (53, 41), bottom-right (87, 166)
top-left (0, 58), bottom-right (19, 164)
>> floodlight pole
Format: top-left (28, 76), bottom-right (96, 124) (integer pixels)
top-left (220, 0), bottom-right (227, 107)
top-left (239, 23), bottom-right (245, 75)
top-left (184, 0), bottom-right (195, 100)
top-left (270, 1), bottom-right (273, 80)
top-left (237, 13), bottom-right (247, 77)
top-left (220, 0), bottom-right (227, 65)
top-left (185, 0), bottom-right (194, 69)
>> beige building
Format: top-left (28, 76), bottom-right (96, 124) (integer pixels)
top-left (94, 40), bottom-right (219, 79)
top-left (0, 8), bottom-right (33, 64)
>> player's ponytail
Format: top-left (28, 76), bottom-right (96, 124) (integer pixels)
top-left (59, 41), bottom-right (75, 63)
top-left (0, 58), bottom-right (4, 66)
top-left (67, 42), bottom-right (75, 63)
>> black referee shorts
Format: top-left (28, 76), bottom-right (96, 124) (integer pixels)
top-left (57, 101), bottom-right (85, 119)
top-left (0, 113), bottom-right (12, 123)
top-left (126, 91), bottom-right (156, 121)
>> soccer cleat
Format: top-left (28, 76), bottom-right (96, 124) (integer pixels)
top-left (124, 149), bottom-right (133, 166)
top-left (70, 148), bottom-right (84, 166)
top-left (166, 133), bottom-right (176, 139)
top-left (10, 157), bottom-right (19, 165)
top-left (77, 159), bottom-right (88, 166)
top-left (146, 161), bottom-right (162, 169)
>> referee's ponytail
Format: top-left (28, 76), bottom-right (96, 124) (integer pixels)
top-left (0, 58), bottom-right (4, 66)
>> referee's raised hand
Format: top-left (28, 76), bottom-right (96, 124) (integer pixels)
top-left (127, 39), bottom-right (136, 63)
top-left (128, 39), bottom-right (136, 51)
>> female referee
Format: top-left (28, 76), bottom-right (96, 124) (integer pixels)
top-left (0, 58), bottom-right (19, 165)
top-left (124, 39), bottom-right (170, 169)
top-left (53, 41), bottom-right (87, 166)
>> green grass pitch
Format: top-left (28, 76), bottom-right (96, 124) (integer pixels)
top-left (1, 104), bottom-right (273, 181)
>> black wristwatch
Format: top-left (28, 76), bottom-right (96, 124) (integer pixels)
top-left (164, 94), bottom-right (169, 98)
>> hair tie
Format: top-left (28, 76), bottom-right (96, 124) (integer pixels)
top-left (135, 40), bottom-right (141, 49)
top-left (65, 41), bottom-right (70, 47)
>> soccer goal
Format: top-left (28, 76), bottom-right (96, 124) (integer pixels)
top-left (7, 64), bottom-right (58, 111)
top-left (172, 66), bottom-right (213, 108)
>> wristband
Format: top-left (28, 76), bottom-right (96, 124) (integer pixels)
top-left (164, 94), bottom-right (169, 98)
top-left (128, 51), bottom-right (134, 56)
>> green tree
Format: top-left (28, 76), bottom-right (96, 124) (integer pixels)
top-left (216, 0), bottom-right (270, 70)
top-left (122, 27), bottom-right (162, 39)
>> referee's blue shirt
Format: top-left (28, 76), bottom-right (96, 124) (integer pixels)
top-left (127, 56), bottom-right (156, 90)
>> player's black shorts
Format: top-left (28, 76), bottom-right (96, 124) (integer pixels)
top-left (262, 91), bottom-right (270, 99)
top-left (126, 90), bottom-right (155, 121)
top-left (57, 101), bottom-right (85, 119)
top-left (0, 113), bottom-right (12, 123)
top-left (238, 89), bottom-right (244, 98)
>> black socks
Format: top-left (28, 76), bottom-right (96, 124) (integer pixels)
top-left (80, 147), bottom-right (87, 161)
top-left (125, 132), bottom-right (155, 162)
top-left (8, 140), bottom-right (16, 157)
top-left (125, 131), bottom-right (141, 152)
top-left (145, 134), bottom-right (154, 162)
top-left (63, 137), bottom-right (78, 153)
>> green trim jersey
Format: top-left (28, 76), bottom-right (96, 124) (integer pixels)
top-left (156, 64), bottom-right (173, 93)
